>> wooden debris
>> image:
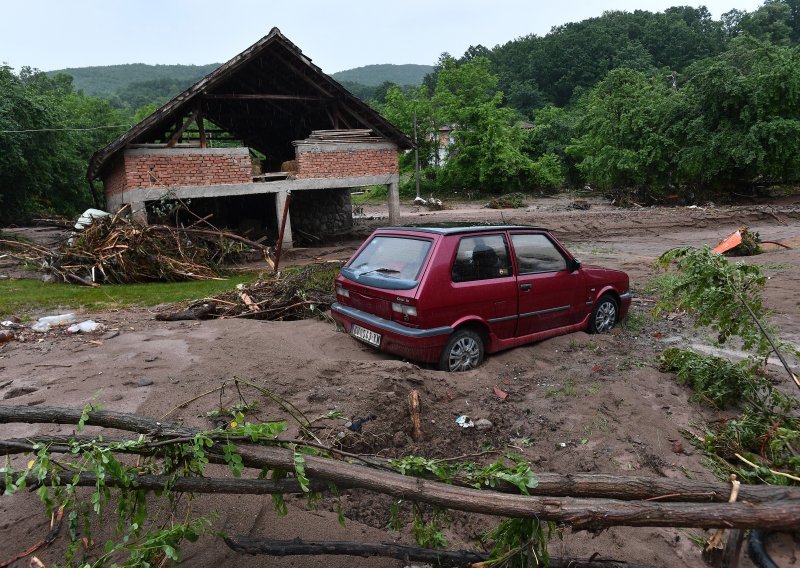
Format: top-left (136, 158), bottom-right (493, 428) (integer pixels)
top-left (704, 475), bottom-right (742, 566)
top-left (184, 263), bottom-right (339, 321)
top-left (0, 210), bottom-right (274, 285)
top-left (155, 303), bottom-right (217, 322)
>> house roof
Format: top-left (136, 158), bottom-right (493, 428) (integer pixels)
top-left (87, 27), bottom-right (413, 181)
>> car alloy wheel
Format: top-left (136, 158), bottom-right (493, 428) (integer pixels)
top-left (440, 329), bottom-right (484, 372)
top-left (592, 297), bottom-right (617, 333)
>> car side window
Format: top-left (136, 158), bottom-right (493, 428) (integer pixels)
top-left (511, 233), bottom-right (567, 274)
top-left (451, 234), bottom-right (513, 282)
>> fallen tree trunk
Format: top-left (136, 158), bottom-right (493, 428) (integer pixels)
top-left (0, 471), bottom-right (322, 495)
top-left (2, 436), bottom-right (797, 504)
top-left (3, 405), bottom-right (799, 530)
top-left (224, 535), bottom-right (657, 568)
top-left (235, 444), bottom-right (800, 530)
top-left (2, 406), bottom-right (795, 504)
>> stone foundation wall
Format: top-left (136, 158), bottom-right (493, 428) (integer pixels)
top-left (289, 188), bottom-right (353, 238)
top-left (102, 147), bottom-right (252, 198)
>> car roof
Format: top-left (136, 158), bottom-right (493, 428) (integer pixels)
top-left (377, 224), bottom-right (548, 236)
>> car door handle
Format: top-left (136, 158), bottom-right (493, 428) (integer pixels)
top-left (520, 283), bottom-right (532, 291)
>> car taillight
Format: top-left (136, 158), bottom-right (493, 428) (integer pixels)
top-left (336, 284), bottom-right (350, 299)
top-left (391, 301), bottom-right (418, 325)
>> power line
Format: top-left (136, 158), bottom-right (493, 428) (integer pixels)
top-left (0, 124), bottom-right (130, 134)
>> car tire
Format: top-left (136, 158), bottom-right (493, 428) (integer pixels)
top-left (588, 295), bottom-right (618, 334)
top-left (439, 329), bottom-right (484, 372)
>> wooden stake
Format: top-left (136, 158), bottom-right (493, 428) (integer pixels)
top-left (409, 390), bottom-right (423, 441)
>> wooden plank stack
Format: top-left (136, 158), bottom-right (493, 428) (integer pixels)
top-left (304, 129), bottom-right (382, 143)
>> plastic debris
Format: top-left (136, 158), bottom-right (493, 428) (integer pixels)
top-left (31, 313), bottom-right (77, 332)
top-left (711, 230), bottom-right (743, 255)
top-left (74, 208), bottom-right (110, 230)
top-left (455, 415), bottom-right (474, 428)
top-left (0, 330), bottom-right (14, 343)
top-left (346, 415), bottom-right (376, 433)
top-left (66, 320), bottom-right (104, 334)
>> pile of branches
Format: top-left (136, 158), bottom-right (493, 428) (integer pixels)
top-left (486, 192), bottom-right (527, 209)
top-left (162, 262), bottom-right (341, 321)
top-left (0, 211), bottom-right (273, 285)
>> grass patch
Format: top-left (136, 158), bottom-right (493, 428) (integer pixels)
top-left (642, 272), bottom-right (682, 296)
top-left (351, 185), bottom-right (388, 205)
top-left (545, 378), bottom-right (577, 398)
top-left (0, 273), bottom-right (259, 318)
top-left (621, 310), bottom-right (650, 334)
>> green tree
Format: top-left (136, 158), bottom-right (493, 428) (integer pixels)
top-left (676, 37), bottom-right (800, 188)
top-left (740, 1), bottom-right (793, 45)
top-left (0, 66), bottom-right (127, 223)
top-left (567, 68), bottom-right (679, 193)
top-left (433, 57), bottom-right (537, 191)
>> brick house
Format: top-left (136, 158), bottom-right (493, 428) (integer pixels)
top-left (87, 28), bottom-right (413, 248)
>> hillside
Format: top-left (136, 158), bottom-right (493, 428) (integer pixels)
top-left (46, 63), bottom-right (220, 97)
top-left (331, 63), bottom-right (432, 86)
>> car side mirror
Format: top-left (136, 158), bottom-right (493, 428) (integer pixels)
top-left (569, 258), bottom-right (581, 272)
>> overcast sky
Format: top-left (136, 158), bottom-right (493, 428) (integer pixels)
top-left (1, 0), bottom-right (766, 74)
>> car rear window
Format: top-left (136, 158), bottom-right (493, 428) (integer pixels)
top-left (342, 235), bottom-right (432, 288)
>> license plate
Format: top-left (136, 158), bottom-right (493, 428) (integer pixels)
top-left (351, 324), bottom-right (381, 347)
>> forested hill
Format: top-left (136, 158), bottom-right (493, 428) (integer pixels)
top-left (46, 63), bottom-right (221, 97)
top-left (5, 1), bottom-right (800, 225)
top-left (330, 64), bottom-right (432, 86)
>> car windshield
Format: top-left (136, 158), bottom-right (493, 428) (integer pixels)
top-left (347, 236), bottom-right (432, 282)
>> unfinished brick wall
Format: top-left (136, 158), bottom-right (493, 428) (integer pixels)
top-left (294, 142), bottom-right (398, 179)
top-left (103, 148), bottom-right (252, 198)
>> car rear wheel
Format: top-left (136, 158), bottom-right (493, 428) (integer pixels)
top-left (439, 329), bottom-right (484, 372)
top-left (589, 295), bottom-right (618, 334)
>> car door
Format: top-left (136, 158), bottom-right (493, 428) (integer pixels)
top-left (447, 233), bottom-right (518, 340)
top-left (510, 232), bottom-right (584, 336)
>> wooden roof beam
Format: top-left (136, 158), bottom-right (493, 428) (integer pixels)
top-left (203, 93), bottom-right (332, 101)
top-left (166, 108), bottom-right (201, 147)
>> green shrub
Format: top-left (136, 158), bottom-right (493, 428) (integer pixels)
top-left (659, 348), bottom-right (760, 409)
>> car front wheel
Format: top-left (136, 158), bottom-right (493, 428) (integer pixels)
top-left (588, 295), bottom-right (618, 334)
top-left (439, 329), bottom-right (484, 372)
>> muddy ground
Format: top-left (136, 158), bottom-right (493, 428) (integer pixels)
top-left (1, 195), bottom-right (799, 567)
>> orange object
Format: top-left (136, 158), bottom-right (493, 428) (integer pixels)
top-left (711, 230), bottom-right (742, 254)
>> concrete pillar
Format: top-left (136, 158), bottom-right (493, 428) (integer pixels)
top-left (387, 179), bottom-right (400, 225)
top-left (275, 190), bottom-right (293, 249)
top-left (129, 200), bottom-right (147, 224)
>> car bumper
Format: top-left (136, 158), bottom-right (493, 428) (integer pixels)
top-left (331, 303), bottom-right (452, 363)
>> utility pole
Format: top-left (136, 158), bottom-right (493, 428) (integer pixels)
top-left (413, 109), bottom-right (421, 200)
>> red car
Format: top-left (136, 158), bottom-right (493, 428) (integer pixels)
top-left (331, 225), bottom-right (631, 371)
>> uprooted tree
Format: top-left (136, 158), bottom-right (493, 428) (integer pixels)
top-left (656, 247), bottom-right (800, 486)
